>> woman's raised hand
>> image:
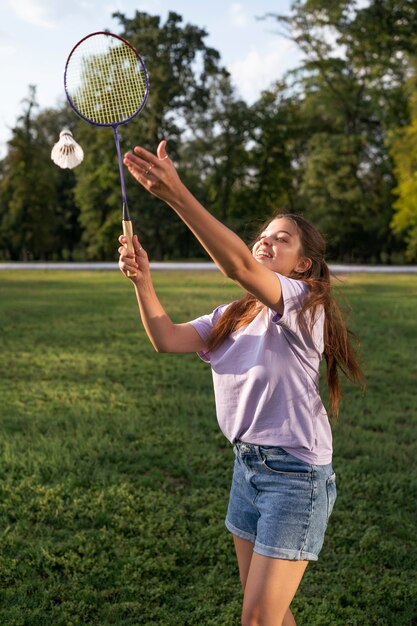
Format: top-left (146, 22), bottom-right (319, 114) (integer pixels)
top-left (123, 140), bottom-right (184, 206)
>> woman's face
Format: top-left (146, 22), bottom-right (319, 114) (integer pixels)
top-left (252, 217), bottom-right (311, 277)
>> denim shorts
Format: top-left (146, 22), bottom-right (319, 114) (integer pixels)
top-left (225, 441), bottom-right (337, 561)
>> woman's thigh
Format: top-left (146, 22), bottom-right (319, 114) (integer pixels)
top-left (242, 553), bottom-right (308, 626)
top-left (233, 534), bottom-right (255, 590)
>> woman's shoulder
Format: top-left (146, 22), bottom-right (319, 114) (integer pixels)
top-left (275, 272), bottom-right (309, 295)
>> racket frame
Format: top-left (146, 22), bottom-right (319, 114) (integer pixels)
top-left (64, 30), bottom-right (149, 230)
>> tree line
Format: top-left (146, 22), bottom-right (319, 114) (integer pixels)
top-left (1, 1), bottom-right (417, 263)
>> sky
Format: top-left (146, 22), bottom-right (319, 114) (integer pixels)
top-left (0, 0), bottom-right (301, 156)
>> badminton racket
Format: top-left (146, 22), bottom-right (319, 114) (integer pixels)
top-left (64, 31), bottom-right (149, 271)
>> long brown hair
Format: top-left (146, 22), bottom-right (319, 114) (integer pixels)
top-left (207, 213), bottom-right (365, 417)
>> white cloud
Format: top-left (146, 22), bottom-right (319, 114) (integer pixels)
top-left (6, 0), bottom-right (91, 29)
top-left (7, 0), bottom-right (56, 28)
top-left (228, 38), bottom-right (300, 102)
top-left (229, 3), bottom-right (248, 28)
top-left (0, 32), bottom-right (16, 58)
top-left (104, 0), bottom-right (162, 18)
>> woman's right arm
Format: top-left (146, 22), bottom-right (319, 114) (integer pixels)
top-left (118, 234), bottom-right (206, 353)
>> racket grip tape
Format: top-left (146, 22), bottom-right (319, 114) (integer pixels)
top-left (122, 220), bottom-right (136, 277)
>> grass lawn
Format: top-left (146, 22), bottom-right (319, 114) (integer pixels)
top-left (0, 270), bottom-right (416, 626)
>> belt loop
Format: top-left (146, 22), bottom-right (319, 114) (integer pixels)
top-left (255, 444), bottom-right (263, 462)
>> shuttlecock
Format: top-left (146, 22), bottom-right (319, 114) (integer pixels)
top-left (51, 129), bottom-right (84, 169)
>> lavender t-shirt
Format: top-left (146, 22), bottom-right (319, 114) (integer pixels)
top-left (189, 274), bottom-right (332, 465)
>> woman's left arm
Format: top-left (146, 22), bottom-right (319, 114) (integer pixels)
top-left (123, 141), bottom-right (283, 311)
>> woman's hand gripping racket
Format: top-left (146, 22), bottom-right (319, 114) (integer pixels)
top-left (64, 31), bottom-right (149, 275)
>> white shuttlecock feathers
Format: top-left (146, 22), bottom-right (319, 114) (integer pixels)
top-left (51, 129), bottom-right (84, 169)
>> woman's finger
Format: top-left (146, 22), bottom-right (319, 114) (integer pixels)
top-left (118, 245), bottom-right (134, 258)
top-left (133, 234), bottom-right (144, 253)
top-left (124, 151), bottom-right (149, 172)
top-left (123, 150), bottom-right (159, 177)
top-left (132, 145), bottom-right (160, 166)
top-left (157, 140), bottom-right (169, 160)
top-left (120, 258), bottom-right (138, 272)
top-left (124, 142), bottom-right (170, 176)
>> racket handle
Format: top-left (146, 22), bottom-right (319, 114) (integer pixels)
top-left (122, 220), bottom-right (136, 277)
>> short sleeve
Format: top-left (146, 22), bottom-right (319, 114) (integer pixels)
top-left (271, 274), bottom-right (324, 355)
top-left (189, 304), bottom-right (228, 362)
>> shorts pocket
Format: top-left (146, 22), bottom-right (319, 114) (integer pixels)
top-left (326, 472), bottom-right (337, 520)
top-left (260, 449), bottom-right (313, 478)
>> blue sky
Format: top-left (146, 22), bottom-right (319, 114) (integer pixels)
top-left (0, 0), bottom-right (301, 155)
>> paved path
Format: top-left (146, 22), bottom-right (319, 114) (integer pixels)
top-left (0, 262), bottom-right (417, 273)
top-left (0, 262), bottom-right (217, 271)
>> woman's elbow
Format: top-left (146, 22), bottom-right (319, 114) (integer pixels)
top-left (152, 341), bottom-right (170, 353)
top-left (145, 334), bottom-right (166, 352)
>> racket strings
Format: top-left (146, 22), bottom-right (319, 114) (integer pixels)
top-left (65, 35), bottom-right (148, 125)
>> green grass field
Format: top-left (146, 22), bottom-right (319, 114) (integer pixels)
top-left (0, 271), bottom-right (416, 626)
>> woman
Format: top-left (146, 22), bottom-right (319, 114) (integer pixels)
top-left (118, 140), bottom-right (363, 626)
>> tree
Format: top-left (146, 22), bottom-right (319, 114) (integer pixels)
top-left (244, 84), bottom-right (306, 221)
top-left (264, 0), bottom-right (414, 261)
top-left (390, 73), bottom-right (417, 261)
top-left (180, 74), bottom-right (253, 239)
top-left (0, 95), bottom-right (84, 261)
top-left (3, 4), bottom-right (417, 263)
top-left (72, 10), bottom-right (228, 260)
top-left (0, 87), bottom-right (56, 260)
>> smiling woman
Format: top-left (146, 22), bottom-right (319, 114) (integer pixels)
top-left (117, 139), bottom-right (365, 626)
top-left (252, 217), bottom-right (312, 277)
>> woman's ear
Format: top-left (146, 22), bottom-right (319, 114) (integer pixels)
top-left (294, 257), bottom-right (312, 274)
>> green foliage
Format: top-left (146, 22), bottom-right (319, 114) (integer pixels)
top-left (69, 11), bottom-right (229, 261)
top-left (0, 87), bottom-right (55, 260)
top-left (390, 76), bottom-right (417, 261)
top-left (180, 75), bottom-right (253, 233)
top-left (0, 271), bottom-right (416, 625)
top-left (244, 86), bottom-right (304, 220)
top-left (112, 10), bottom-right (223, 140)
top-left (271, 0), bottom-right (413, 262)
top-left (1, 3), bottom-right (417, 262)
top-left (73, 125), bottom-right (121, 260)
top-left (0, 90), bottom-right (81, 261)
